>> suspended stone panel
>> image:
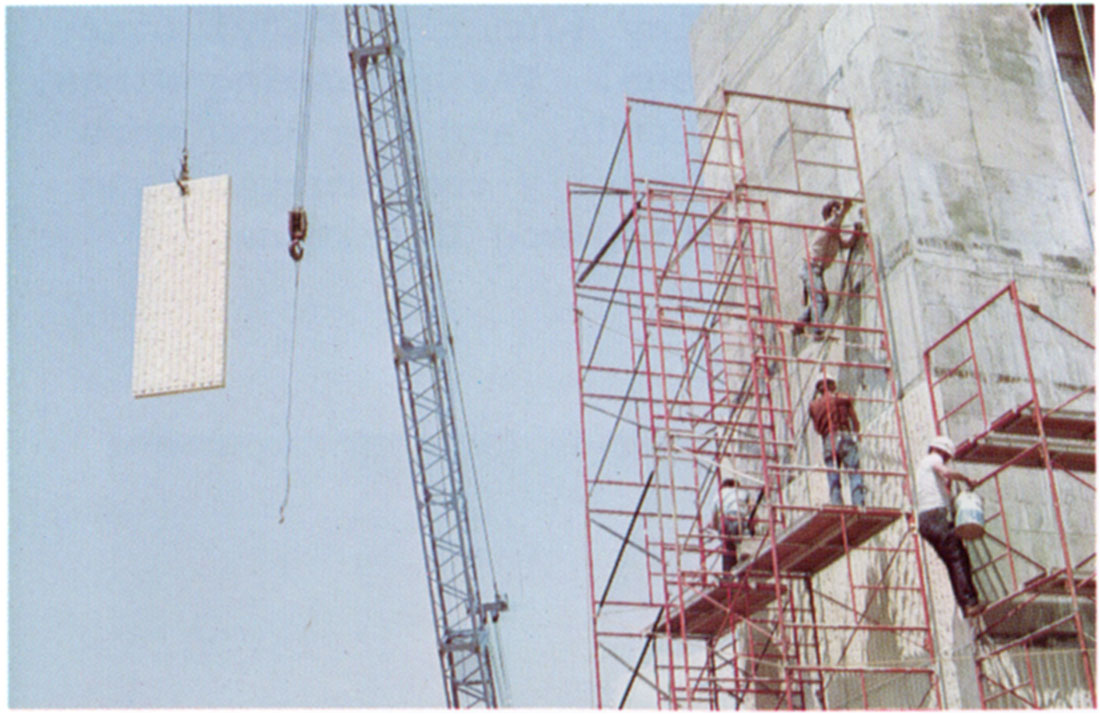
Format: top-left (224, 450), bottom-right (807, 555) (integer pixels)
top-left (132, 175), bottom-right (230, 397)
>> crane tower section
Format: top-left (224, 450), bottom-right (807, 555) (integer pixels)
top-left (345, 6), bottom-right (503, 707)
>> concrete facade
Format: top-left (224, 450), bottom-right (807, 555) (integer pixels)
top-left (691, 5), bottom-right (1094, 708)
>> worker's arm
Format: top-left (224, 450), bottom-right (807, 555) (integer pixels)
top-left (932, 463), bottom-right (976, 490)
top-left (848, 209), bottom-right (868, 250)
top-left (836, 202), bottom-right (864, 249)
top-left (827, 199), bottom-right (854, 230)
top-left (839, 227), bottom-right (863, 250)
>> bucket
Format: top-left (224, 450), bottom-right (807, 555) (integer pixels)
top-left (954, 490), bottom-right (985, 540)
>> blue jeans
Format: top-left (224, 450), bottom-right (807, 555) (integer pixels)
top-left (797, 263), bottom-right (829, 335)
top-left (823, 433), bottom-right (864, 506)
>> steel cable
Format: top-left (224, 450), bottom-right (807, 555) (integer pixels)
top-left (280, 9), bottom-right (317, 522)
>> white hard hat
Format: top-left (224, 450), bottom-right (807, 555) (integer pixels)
top-left (929, 435), bottom-right (955, 458)
top-left (815, 373), bottom-right (837, 390)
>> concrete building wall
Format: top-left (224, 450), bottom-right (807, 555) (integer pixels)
top-left (691, 5), bottom-right (1093, 383)
top-left (690, 5), bottom-right (1094, 708)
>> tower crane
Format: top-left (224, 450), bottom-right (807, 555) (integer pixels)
top-left (344, 6), bottom-right (507, 708)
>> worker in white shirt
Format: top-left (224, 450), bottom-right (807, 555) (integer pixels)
top-left (915, 436), bottom-right (982, 617)
top-left (712, 477), bottom-right (753, 572)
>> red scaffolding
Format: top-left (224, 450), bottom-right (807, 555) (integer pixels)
top-left (568, 92), bottom-right (941, 709)
top-left (923, 282), bottom-right (1096, 709)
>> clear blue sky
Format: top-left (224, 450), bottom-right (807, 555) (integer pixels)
top-left (7, 4), bottom-right (699, 706)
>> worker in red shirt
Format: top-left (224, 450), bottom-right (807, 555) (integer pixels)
top-left (808, 373), bottom-right (865, 507)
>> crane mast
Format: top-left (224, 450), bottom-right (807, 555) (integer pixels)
top-left (344, 6), bottom-right (505, 708)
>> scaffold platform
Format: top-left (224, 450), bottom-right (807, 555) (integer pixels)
top-left (742, 506), bottom-right (903, 576)
top-left (979, 568), bottom-right (1096, 640)
top-left (954, 401), bottom-right (1096, 473)
top-left (658, 506), bottom-right (903, 639)
top-left (659, 581), bottom-right (783, 638)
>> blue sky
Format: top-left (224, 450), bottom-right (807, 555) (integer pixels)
top-left (7, 4), bottom-right (699, 706)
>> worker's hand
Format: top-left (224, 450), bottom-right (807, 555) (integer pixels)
top-left (851, 223), bottom-right (866, 251)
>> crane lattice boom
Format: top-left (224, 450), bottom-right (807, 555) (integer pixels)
top-left (345, 5), bottom-right (504, 708)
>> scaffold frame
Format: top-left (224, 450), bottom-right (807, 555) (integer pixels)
top-left (923, 281), bottom-right (1096, 709)
top-left (569, 91), bottom-right (942, 709)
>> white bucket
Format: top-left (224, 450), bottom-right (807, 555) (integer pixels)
top-left (954, 490), bottom-right (984, 540)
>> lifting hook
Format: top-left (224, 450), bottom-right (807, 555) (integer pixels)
top-left (288, 207), bottom-right (308, 261)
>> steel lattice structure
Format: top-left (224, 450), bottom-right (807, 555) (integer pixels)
top-left (346, 6), bottom-right (503, 707)
top-left (568, 93), bottom-right (941, 709)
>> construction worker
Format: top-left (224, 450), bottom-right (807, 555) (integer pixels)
top-left (917, 436), bottom-right (983, 618)
top-left (711, 477), bottom-right (752, 572)
top-left (808, 373), bottom-right (865, 507)
top-left (792, 198), bottom-right (859, 340)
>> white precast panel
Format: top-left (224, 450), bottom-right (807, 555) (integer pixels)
top-left (132, 174), bottom-right (231, 397)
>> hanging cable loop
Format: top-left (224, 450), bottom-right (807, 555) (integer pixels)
top-left (280, 262), bottom-right (302, 523)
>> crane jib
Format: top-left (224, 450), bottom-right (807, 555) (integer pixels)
top-left (345, 5), bottom-right (506, 708)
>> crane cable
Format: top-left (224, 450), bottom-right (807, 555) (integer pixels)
top-left (292, 7), bottom-right (318, 209)
top-left (280, 7), bottom-right (318, 524)
top-left (401, 17), bottom-right (510, 705)
top-left (176, 8), bottom-right (192, 194)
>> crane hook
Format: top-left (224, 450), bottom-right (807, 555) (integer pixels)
top-left (288, 207), bottom-right (308, 261)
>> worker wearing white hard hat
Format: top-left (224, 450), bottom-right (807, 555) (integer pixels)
top-left (711, 477), bottom-right (753, 573)
top-left (915, 435), bottom-right (983, 617)
top-left (808, 373), bottom-right (864, 507)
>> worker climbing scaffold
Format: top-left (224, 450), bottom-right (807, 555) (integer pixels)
top-left (792, 199), bottom-right (859, 342)
top-left (915, 435), bottom-right (983, 618)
